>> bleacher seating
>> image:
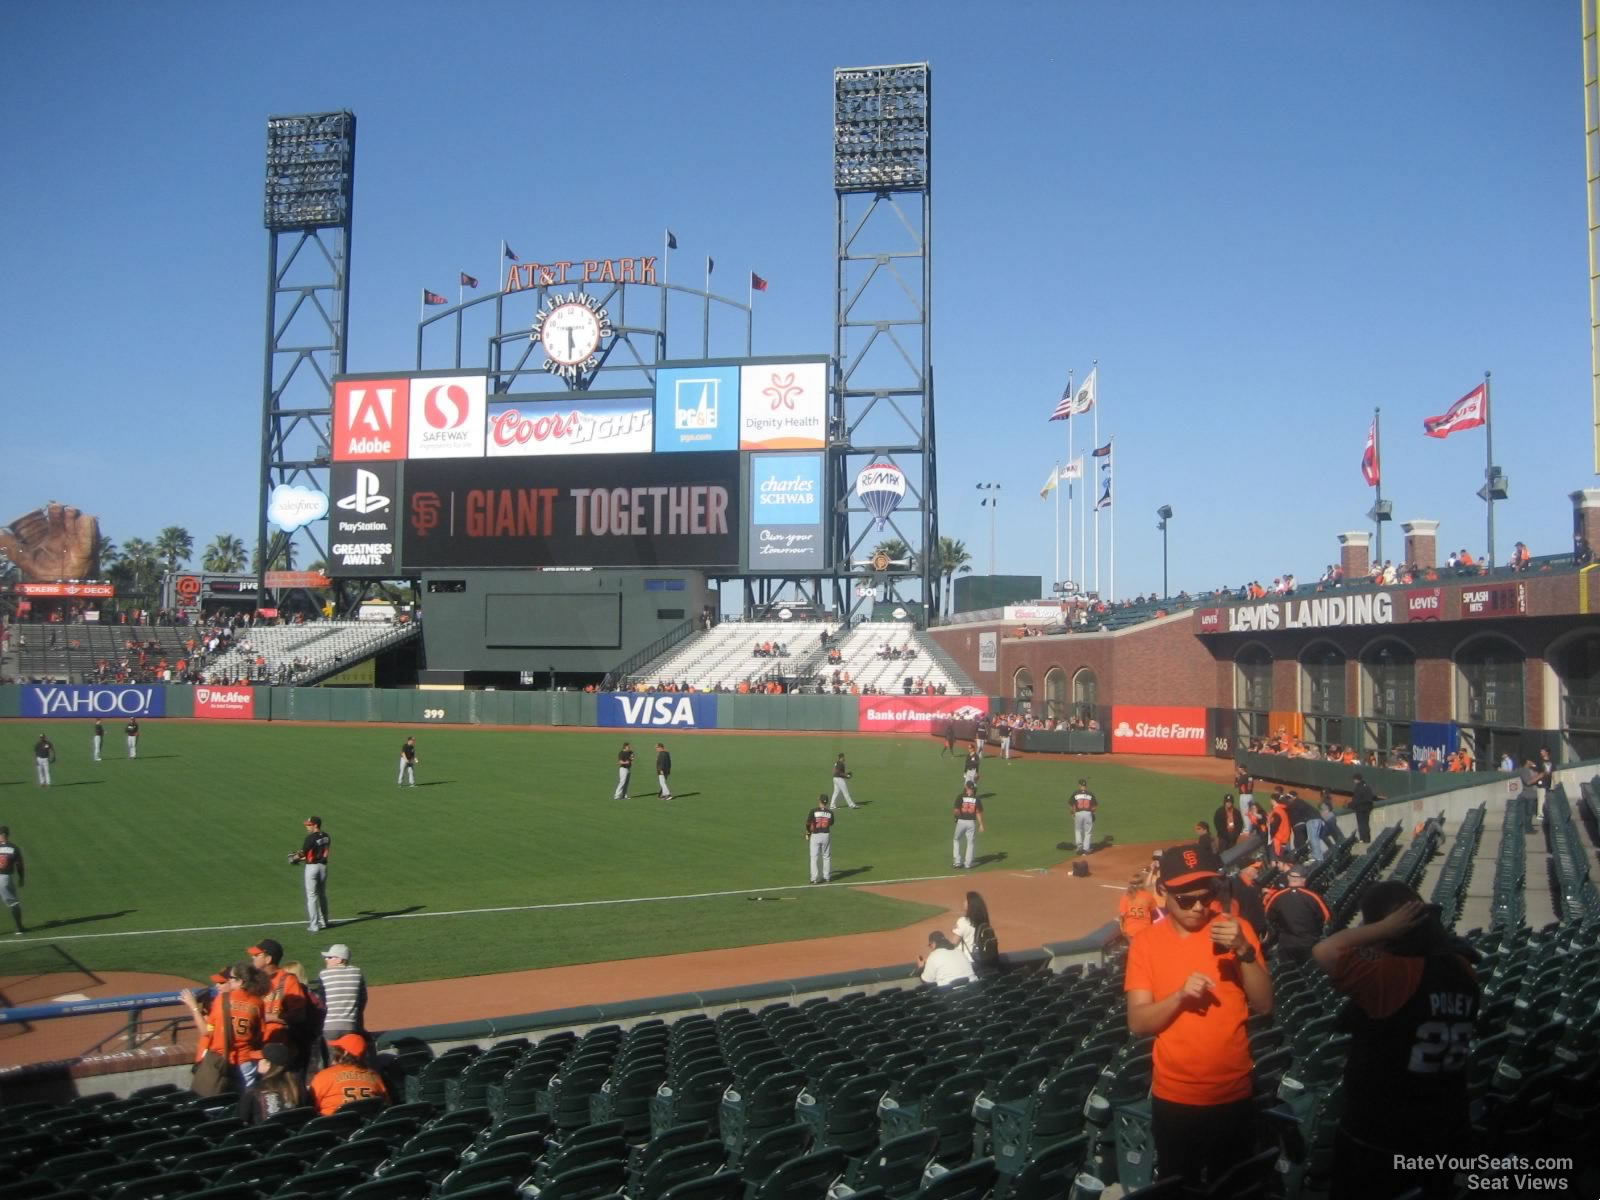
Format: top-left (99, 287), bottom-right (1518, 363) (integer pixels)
top-left (624, 622), bottom-right (829, 692)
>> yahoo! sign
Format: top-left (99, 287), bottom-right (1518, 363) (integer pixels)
top-left (23, 685), bottom-right (165, 718)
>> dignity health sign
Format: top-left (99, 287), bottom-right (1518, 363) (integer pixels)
top-left (747, 452), bottom-right (825, 572)
top-left (739, 362), bottom-right (826, 450)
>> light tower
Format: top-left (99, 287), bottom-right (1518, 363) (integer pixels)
top-left (830, 64), bottom-right (939, 623)
top-left (255, 111), bottom-right (356, 597)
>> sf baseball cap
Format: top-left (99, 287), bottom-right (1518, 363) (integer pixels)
top-left (321, 943), bottom-right (351, 961)
top-left (1158, 843), bottom-right (1222, 891)
top-left (329, 1033), bottom-right (366, 1057)
top-left (248, 938), bottom-right (283, 961)
top-left (304, 816), bottom-right (322, 827)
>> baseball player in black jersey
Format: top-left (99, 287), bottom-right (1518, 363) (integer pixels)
top-left (33, 734), bottom-right (55, 786)
top-left (614, 742), bottom-right (634, 800)
top-left (962, 746), bottom-right (980, 788)
top-left (291, 816), bottom-right (332, 932)
top-left (93, 719), bottom-right (104, 762)
top-left (125, 717), bottom-right (139, 759)
top-left (655, 743), bottom-right (673, 799)
top-left (830, 753), bottom-right (859, 809)
top-left (0, 826), bottom-right (24, 933)
top-left (1070, 779), bottom-right (1097, 854)
top-left (397, 736), bottom-right (417, 786)
top-left (952, 782), bottom-right (985, 869)
top-left (806, 794), bottom-right (833, 883)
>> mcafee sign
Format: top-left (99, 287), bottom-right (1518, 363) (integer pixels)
top-left (859, 695), bottom-right (990, 733)
top-left (1110, 705), bottom-right (1207, 756)
top-left (195, 686), bottom-right (255, 720)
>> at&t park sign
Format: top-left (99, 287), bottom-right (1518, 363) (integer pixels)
top-left (1197, 592), bottom-right (1394, 634)
top-left (504, 255), bottom-right (659, 291)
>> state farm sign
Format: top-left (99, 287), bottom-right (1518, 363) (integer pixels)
top-left (1110, 705), bottom-right (1207, 756)
top-left (195, 686), bottom-right (255, 720)
top-left (487, 397), bottom-right (653, 457)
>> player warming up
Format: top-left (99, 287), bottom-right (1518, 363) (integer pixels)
top-left (33, 733), bottom-right (55, 786)
top-left (0, 827), bottom-right (25, 934)
top-left (806, 794), bottom-right (833, 883)
top-left (1071, 778), bottom-right (1098, 854)
top-left (93, 719), bottom-right (104, 762)
top-left (831, 753), bottom-right (859, 809)
top-left (952, 781), bottom-right (985, 870)
top-left (655, 742), bottom-right (673, 800)
top-left (397, 736), bottom-right (418, 786)
top-left (962, 744), bottom-right (980, 788)
top-left (614, 741), bottom-right (634, 800)
top-left (125, 717), bottom-right (140, 759)
top-left (290, 816), bottom-right (332, 933)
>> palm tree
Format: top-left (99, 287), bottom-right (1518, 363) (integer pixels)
top-left (938, 536), bottom-right (974, 617)
top-left (251, 531), bottom-right (297, 575)
top-left (202, 533), bottom-right (248, 573)
top-left (156, 526), bottom-right (193, 575)
top-left (116, 537), bottom-right (160, 600)
top-left (873, 538), bottom-right (911, 563)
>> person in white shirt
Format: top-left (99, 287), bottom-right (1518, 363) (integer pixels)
top-left (917, 930), bottom-right (975, 987)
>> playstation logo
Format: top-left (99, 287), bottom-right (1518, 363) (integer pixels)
top-left (337, 469), bottom-right (391, 514)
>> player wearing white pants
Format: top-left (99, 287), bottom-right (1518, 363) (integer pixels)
top-left (952, 784), bottom-right (985, 869)
top-left (397, 736), bottom-right (417, 786)
top-left (1000, 728), bottom-right (1012, 760)
top-left (806, 797), bottom-right (833, 883)
top-left (1071, 781), bottom-right (1098, 854)
top-left (293, 816), bottom-right (332, 933)
top-left (34, 735), bottom-right (54, 786)
top-left (125, 718), bottom-right (139, 759)
top-left (655, 743), bottom-right (673, 800)
top-left (830, 754), bottom-right (859, 809)
top-left (614, 742), bottom-right (634, 800)
top-left (93, 720), bottom-right (103, 762)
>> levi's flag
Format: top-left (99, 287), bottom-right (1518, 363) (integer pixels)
top-left (423, 289), bottom-right (448, 306)
top-left (503, 244), bottom-right (519, 262)
top-left (1361, 417), bottom-right (1380, 486)
top-left (1423, 384), bottom-right (1487, 439)
top-left (460, 272), bottom-right (479, 289)
top-left (666, 229), bottom-right (679, 250)
top-left (751, 272), bottom-right (769, 292)
top-left (1039, 466), bottom-right (1059, 498)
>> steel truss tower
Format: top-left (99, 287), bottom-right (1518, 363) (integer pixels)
top-left (256, 112), bottom-right (356, 597)
top-left (830, 64), bottom-right (939, 625)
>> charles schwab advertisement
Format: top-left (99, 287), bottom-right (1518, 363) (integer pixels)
top-left (745, 452), bottom-right (825, 572)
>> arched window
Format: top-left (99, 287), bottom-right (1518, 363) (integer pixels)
top-left (1044, 666), bottom-right (1067, 723)
top-left (1455, 636), bottom-right (1525, 767)
top-left (1300, 643), bottom-right (1346, 751)
top-left (1359, 638), bottom-right (1416, 763)
top-left (1234, 644), bottom-right (1272, 743)
top-left (1553, 632), bottom-right (1600, 760)
top-left (1072, 667), bottom-right (1098, 725)
top-left (1013, 666), bottom-right (1035, 717)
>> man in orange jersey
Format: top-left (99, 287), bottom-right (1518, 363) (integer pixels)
top-left (310, 1033), bottom-right (389, 1116)
top-left (249, 937), bottom-right (314, 1066)
top-left (1125, 844), bottom-right (1273, 1194)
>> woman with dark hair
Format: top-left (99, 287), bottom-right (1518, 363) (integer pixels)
top-left (1312, 881), bottom-right (1480, 1200)
top-left (952, 891), bottom-right (1001, 977)
top-left (238, 1041), bottom-right (307, 1123)
top-left (179, 961), bottom-right (271, 1091)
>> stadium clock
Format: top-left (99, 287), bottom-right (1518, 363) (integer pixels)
top-left (530, 292), bottom-right (614, 383)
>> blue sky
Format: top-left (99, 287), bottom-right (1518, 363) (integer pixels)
top-left (2, 2), bottom-right (1589, 600)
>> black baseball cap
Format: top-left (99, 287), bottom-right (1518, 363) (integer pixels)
top-left (304, 816), bottom-right (321, 827)
top-left (248, 938), bottom-right (283, 962)
top-left (1158, 843), bottom-right (1222, 890)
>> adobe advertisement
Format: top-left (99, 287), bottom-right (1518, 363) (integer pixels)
top-left (1109, 705), bottom-right (1208, 755)
top-left (328, 462), bottom-right (399, 576)
top-left (739, 361), bottom-right (827, 450)
top-left (194, 686), bottom-right (256, 720)
top-left (654, 366), bottom-right (740, 452)
top-left (746, 452), bottom-right (826, 572)
top-left (487, 394), bottom-right (653, 457)
top-left (332, 379), bottom-right (410, 461)
top-left (858, 695), bottom-right (990, 733)
top-left (401, 451), bottom-right (740, 570)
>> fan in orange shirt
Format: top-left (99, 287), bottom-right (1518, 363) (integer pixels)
top-left (1125, 844), bottom-right (1273, 1194)
top-left (1119, 858), bottom-right (1162, 939)
top-left (179, 963), bottom-right (269, 1089)
top-left (310, 1034), bottom-right (390, 1116)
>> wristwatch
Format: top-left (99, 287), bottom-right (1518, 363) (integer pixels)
top-left (1235, 944), bottom-right (1257, 964)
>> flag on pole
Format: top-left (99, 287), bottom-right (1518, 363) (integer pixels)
top-left (1059, 456), bottom-right (1085, 480)
top-left (503, 244), bottom-right (519, 262)
top-left (460, 272), bottom-right (479, 289)
top-left (1048, 366), bottom-right (1098, 421)
top-left (706, 256), bottom-right (715, 275)
top-left (1423, 384), bottom-right (1487, 439)
top-left (1091, 442), bottom-right (1112, 458)
top-left (666, 230), bottom-right (678, 250)
top-left (750, 272), bottom-right (768, 292)
top-left (422, 289), bottom-right (448, 306)
top-left (1096, 476), bottom-right (1113, 510)
top-left (1039, 466), bottom-right (1059, 498)
top-left (1361, 416), bottom-right (1380, 485)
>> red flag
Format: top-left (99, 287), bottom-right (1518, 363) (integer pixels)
top-left (460, 272), bottom-right (479, 289)
top-left (1423, 384), bottom-right (1486, 439)
top-left (422, 289), bottom-right (448, 306)
top-left (751, 272), bottom-right (768, 292)
top-left (1361, 417), bottom-right (1380, 486)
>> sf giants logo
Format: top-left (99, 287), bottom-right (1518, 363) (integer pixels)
top-left (410, 492), bottom-right (442, 538)
top-left (334, 381), bottom-right (408, 461)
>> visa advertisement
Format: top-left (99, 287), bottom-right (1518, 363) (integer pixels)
top-left (654, 366), bottom-right (740, 452)
top-left (597, 693), bottom-right (720, 728)
top-left (746, 452), bottom-right (826, 572)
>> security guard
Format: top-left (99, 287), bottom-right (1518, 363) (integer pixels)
top-left (291, 816), bottom-right (332, 933)
top-left (806, 794), bottom-right (833, 883)
top-left (1071, 779), bottom-right (1098, 854)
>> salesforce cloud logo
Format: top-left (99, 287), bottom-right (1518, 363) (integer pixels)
top-left (268, 484), bottom-right (330, 532)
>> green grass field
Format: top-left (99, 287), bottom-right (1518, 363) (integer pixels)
top-left (0, 722), bottom-right (1217, 987)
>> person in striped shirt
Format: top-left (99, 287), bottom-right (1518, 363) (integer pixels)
top-left (316, 942), bottom-right (366, 1059)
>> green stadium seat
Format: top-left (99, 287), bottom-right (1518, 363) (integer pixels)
top-left (718, 1069), bottom-right (806, 1163)
top-left (1118, 1178), bottom-right (1186, 1199)
top-left (989, 1063), bottom-right (1098, 1176)
top-left (651, 1067), bottom-right (734, 1136)
top-left (8, 1180), bottom-right (64, 1200)
top-left (167, 1186), bottom-right (262, 1200)
top-left (270, 1130), bottom-right (341, 1160)
top-left (395, 1122), bottom-right (477, 1159)
top-left (312, 1136), bottom-right (394, 1175)
top-left (631, 1139), bottom-right (728, 1200)
top-left (971, 1057), bottom-right (1052, 1161)
top-left (261, 1106), bottom-right (316, 1134)
top-left (437, 1150), bottom-right (537, 1196)
top-left (795, 1070), bottom-right (890, 1156)
top-left (736, 1124), bottom-right (812, 1190)
top-left (217, 1152), bottom-right (307, 1193)
top-left (910, 1157), bottom-right (997, 1200)
top-left (110, 1170), bottom-right (208, 1199)
top-left (748, 1146), bottom-right (847, 1200)
top-left (999, 1134), bottom-right (1088, 1200)
top-left (532, 1135), bottom-right (627, 1187)
top-left (430, 1184), bottom-right (520, 1200)
top-left (73, 1160), bottom-right (164, 1193)
top-left (1110, 1096), bottom-right (1154, 1194)
top-left (658, 1170), bottom-right (745, 1200)
top-left (533, 1158), bottom-right (629, 1200)
top-left (269, 1164), bottom-right (369, 1197)
top-left (135, 1134), bottom-right (213, 1164)
top-left (299, 1108), bottom-right (369, 1139)
top-left (840, 1128), bottom-right (938, 1199)
top-left (376, 1147), bottom-right (461, 1184)
top-left (33, 1148), bottom-right (118, 1182)
top-left (176, 1146), bottom-right (255, 1181)
top-left (626, 1120), bottom-right (713, 1192)
top-left (920, 1069), bottom-right (985, 1162)
top-left (341, 1171), bottom-right (435, 1200)
top-left (219, 1122), bottom-right (291, 1153)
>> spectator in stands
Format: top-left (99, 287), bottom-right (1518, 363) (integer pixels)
top-left (237, 1041), bottom-right (306, 1123)
top-left (1349, 773), bottom-right (1377, 842)
top-left (953, 890), bottom-right (1001, 977)
top-left (179, 962), bottom-right (270, 1091)
top-left (1119, 858), bottom-right (1161, 940)
top-left (1263, 865), bottom-right (1330, 963)
top-left (1124, 844), bottom-right (1272, 1194)
top-left (1313, 882), bottom-right (1479, 1200)
top-left (1313, 792), bottom-right (1342, 860)
top-left (1243, 798), bottom-right (1268, 844)
top-left (917, 930), bottom-right (976, 987)
top-left (250, 938), bottom-right (315, 1070)
top-left (316, 943), bottom-right (367, 1055)
top-left (1213, 794), bottom-right (1242, 852)
top-left (1266, 795), bottom-right (1294, 863)
top-left (310, 1033), bottom-right (390, 1115)
top-left (1193, 821), bottom-right (1214, 858)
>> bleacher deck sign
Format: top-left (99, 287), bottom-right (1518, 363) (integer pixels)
top-left (22, 685), bottom-right (164, 718)
top-left (598, 693), bottom-right (719, 728)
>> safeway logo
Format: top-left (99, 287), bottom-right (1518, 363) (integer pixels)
top-left (333, 380), bottom-right (408, 461)
top-left (424, 384), bottom-right (470, 430)
top-left (337, 469), bottom-right (391, 515)
top-left (599, 693), bottom-right (718, 728)
top-left (409, 376), bottom-right (486, 458)
top-left (1110, 705), bottom-right (1207, 756)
